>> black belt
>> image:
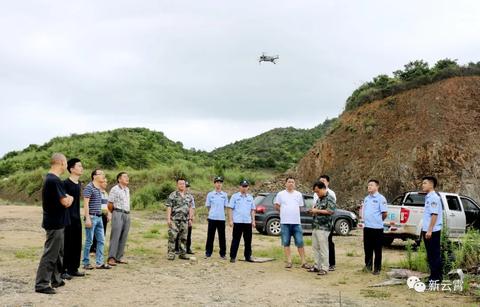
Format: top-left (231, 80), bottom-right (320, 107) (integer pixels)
top-left (90, 213), bottom-right (102, 217)
top-left (114, 208), bottom-right (130, 214)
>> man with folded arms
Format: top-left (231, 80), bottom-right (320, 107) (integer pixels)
top-left (35, 153), bottom-right (73, 294)
top-left (61, 158), bottom-right (85, 280)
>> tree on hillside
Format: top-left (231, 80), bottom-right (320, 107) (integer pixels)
top-left (393, 60), bottom-right (430, 81)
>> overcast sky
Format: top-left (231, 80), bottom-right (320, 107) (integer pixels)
top-left (1, 0), bottom-right (479, 156)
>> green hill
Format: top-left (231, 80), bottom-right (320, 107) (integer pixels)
top-left (0, 127), bottom-right (208, 177)
top-left (211, 118), bottom-right (336, 171)
top-left (1, 123), bottom-right (335, 206)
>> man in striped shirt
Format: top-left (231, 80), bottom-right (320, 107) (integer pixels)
top-left (82, 169), bottom-right (111, 270)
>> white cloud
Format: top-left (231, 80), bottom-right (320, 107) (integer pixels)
top-left (0, 0), bottom-right (479, 155)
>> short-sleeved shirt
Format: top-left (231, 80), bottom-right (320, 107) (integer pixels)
top-left (205, 190), bottom-right (228, 221)
top-left (227, 192), bottom-right (255, 224)
top-left (274, 190), bottom-right (304, 225)
top-left (312, 192), bottom-right (336, 231)
top-left (422, 191), bottom-right (443, 232)
top-left (363, 192), bottom-right (388, 229)
top-left (63, 178), bottom-right (81, 222)
top-left (166, 191), bottom-right (194, 221)
top-left (313, 188), bottom-right (336, 203)
top-left (42, 173), bottom-right (68, 230)
top-left (108, 184), bottom-right (130, 212)
top-left (83, 182), bottom-right (103, 216)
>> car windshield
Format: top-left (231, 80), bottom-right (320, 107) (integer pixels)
top-left (403, 194), bottom-right (426, 207)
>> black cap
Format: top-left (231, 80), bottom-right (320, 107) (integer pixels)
top-left (240, 179), bottom-right (249, 186)
top-left (185, 181), bottom-right (190, 188)
top-left (214, 176), bottom-right (224, 183)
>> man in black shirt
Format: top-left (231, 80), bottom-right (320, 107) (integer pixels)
top-left (61, 158), bottom-right (85, 279)
top-left (35, 153), bottom-right (74, 295)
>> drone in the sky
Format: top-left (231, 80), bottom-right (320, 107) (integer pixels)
top-left (258, 52), bottom-right (279, 64)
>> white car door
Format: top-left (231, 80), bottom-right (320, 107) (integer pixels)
top-left (443, 194), bottom-right (466, 238)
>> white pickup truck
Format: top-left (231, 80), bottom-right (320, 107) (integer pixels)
top-left (379, 191), bottom-right (480, 246)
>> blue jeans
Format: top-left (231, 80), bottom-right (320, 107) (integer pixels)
top-left (83, 215), bottom-right (105, 266)
top-left (280, 224), bottom-right (304, 247)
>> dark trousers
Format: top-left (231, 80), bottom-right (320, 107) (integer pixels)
top-left (205, 219), bottom-right (226, 257)
top-left (329, 230), bottom-right (335, 266)
top-left (422, 230), bottom-right (443, 282)
top-left (63, 219), bottom-right (82, 274)
top-left (230, 223), bottom-right (252, 260)
top-left (175, 225), bottom-right (192, 252)
top-left (91, 214), bottom-right (108, 253)
top-left (35, 228), bottom-right (64, 290)
top-left (363, 227), bottom-right (383, 272)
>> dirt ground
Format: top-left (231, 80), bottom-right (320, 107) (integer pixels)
top-left (0, 204), bottom-right (477, 307)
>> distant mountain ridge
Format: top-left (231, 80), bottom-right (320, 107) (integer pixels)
top-left (0, 119), bottom-right (336, 177)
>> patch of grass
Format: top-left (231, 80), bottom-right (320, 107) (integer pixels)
top-left (256, 246), bottom-right (284, 260)
top-left (141, 223), bottom-right (168, 239)
top-left (14, 248), bottom-right (37, 259)
top-left (382, 260), bottom-right (394, 271)
top-left (360, 289), bottom-right (391, 299)
top-left (454, 229), bottom-right (480, 270)
top-left (130, 218), bottom-right (144, 229)
top-left (346, 250), bottom-right (360, 257)
top-left (338, 275), bottom-right (349, 285)
top-left (398, 239), bottom-right (429, 273)
top-left (130, 246), bottom-right (157, 257)
top-left (304, 237), bottom-right (312, 246)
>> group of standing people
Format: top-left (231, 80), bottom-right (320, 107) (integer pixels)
top-left (34, 153), bottom-right (444, 294)
top-left (35, 153), bottom-right (132, 294)
top-left (166, 176), bottom-right (256, 263)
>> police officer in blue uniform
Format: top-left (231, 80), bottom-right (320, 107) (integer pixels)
top-left (204, 176), bottom-right (228, 259)
top-left (421, 176), bottom-right (443, 283)
top-left (227, 179), bottom-right (256, 263)
top-left (362, 179), bottom-right (388, 275)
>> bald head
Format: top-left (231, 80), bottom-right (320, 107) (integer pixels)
top-left (51, 153), bottom-right (67, 166)
top-left (50, 153), bottom-right (67, 175)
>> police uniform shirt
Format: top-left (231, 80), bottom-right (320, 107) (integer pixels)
top-left (363, 192), bottom-right (388, 229)
top-left (205, 190), bottom-right (228, 221)
top-left (422, 191), bottom-right (443, 232)
top-left (227, 192), bottom-right (255, 223)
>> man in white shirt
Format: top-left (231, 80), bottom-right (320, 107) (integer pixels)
top-left (313, 175), bottom-right (337, 271)
top-left (274, 177), bottom-right (308, 269)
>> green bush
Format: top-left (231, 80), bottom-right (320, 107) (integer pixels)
top-left (454, 229), bottom-right (480, 270)
top-left (400, 239), bottom-right (429, 273)
top-left (345, 59), bottom-right (480, 111)
top-left (131, 184), bottom-right (164, 209)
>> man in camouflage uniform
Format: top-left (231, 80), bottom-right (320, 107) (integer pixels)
top-left (166, 178), bottom-right (194, 260)
top-left (309, 181), bottom-right (336, 275)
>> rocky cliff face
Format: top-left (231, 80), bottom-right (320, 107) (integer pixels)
top-left (296, 76), bottom-right (480, 209)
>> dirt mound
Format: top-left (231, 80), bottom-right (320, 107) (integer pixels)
top-left (296, 76), bottom-right (480, 209)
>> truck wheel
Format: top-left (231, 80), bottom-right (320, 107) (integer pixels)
top-left (334, 219), bottom-right (351, 236)
top-left (266, 218), bottom-right (281, 236)
top-left (382, 237), bottom-right (395, 247)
